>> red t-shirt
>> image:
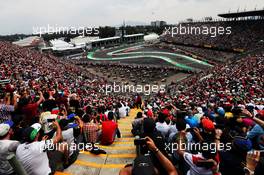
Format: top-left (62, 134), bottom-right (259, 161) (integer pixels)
top-left (22, 103), bottom-right (38, 124)
top-left (101, 121), bottom-right (118, 145)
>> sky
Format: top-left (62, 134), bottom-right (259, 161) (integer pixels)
top-left (0, 0), bottom-right (263, 35)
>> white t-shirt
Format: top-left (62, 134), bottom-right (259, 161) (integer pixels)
top-left (62, 128), bottom-right (75, 156)
top-left (184, 152), bottom-right (213, 175)
top-left (16, 140), bottom-right (53, 175)
top-left (0, 140), bottom-right (20, 174)
top-left (156, 122), bottom-right (170, 137)
top-left (118, 104), bottom-right (127, 118)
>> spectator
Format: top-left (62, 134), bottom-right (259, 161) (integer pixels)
top-left (0, 120), bottom-right (20, 175)
top-left (16, 121), bottom-right (68, 175)
top-left (101, 112), bottom-right (120, 145)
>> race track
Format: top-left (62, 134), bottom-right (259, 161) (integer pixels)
top-left (87, 44), bottom-right (214, 71)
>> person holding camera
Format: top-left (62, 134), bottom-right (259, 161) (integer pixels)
top-left (16, 121), bottom-right (68, 175)
top-left (119, 136), bottom-right (178, 175)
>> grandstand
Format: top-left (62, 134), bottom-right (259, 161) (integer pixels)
top-left (0, 5), bottom-right (264, 175)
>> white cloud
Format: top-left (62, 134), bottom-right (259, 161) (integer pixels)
top-left (0, 0), bottom-right (263, 34)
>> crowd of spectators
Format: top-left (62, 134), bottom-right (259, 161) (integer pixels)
top-left (122, 51), bottom-right (264, 175)
top-left (0, 36), bottom-right (263, 175)
top-left (162, 19), bottom-right (264, 51)
top-left (0, 41), bottom-right (132, 174)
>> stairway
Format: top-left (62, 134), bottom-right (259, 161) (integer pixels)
top-left (57, 109), bottom-right (140, 175)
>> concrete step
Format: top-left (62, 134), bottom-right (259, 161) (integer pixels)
top-left (60, 109), bottom-right (140, 175)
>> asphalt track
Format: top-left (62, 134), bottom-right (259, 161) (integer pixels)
top-left (87, 44), bottom-right (214, 71)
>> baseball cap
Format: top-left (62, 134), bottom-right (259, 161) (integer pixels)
top-left (51, 108), bottom-right (60, 115)
top-left (162, 108), bottom-right (170, 116)
top-left (67, 113), bottom-right (76, 120)
top-left (242, 118), bottom-right (255, 127)
top-left (0, 124), bottom-right (10, 137)
top-left (257, 110), bottom-right (264, 119)
top-left (217, 107), bottom-right (225, 117)
top-left (0, 120), bottom-right (14, 137)
top-left (233, 137), bottom-right (252, 152)
top-left (185, 117), bottom-right (199, 128)
top-left (23, 123), bottom-right (42, 142)
top-left (68, 123), bottom-right (78, 128)
top-left (4, 120), bottom-right (14, 127)
top-left (201, 118), bottom-right (215, 131)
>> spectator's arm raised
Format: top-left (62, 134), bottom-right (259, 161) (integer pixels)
top-left (146, 136), bottom-right (178, 175)
top-left (52, 121), bottom-right (62, 144)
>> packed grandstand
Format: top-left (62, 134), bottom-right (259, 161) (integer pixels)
top-left (0, 9), bottom-right (264, 175)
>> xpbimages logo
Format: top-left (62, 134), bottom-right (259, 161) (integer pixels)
top-left (32, 24), bottom-right (99, 37)
top-left (165, 142), bottom-right (232, 154)
top-left (99, 82), bottom-right (166, 95)
top-left (164, 24), bottom-right (232, 38)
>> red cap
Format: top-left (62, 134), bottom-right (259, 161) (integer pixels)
top-left (201, 118), bottom-right (215, 131)
top-left (257, 110), bottom-right (264, 119)
top-left (162, 109), bottom-right (170, 116)
top-left (147, 109), bottom-right (153, 117)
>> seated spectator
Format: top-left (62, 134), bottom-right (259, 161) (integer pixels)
top-left (156, 112), bottom-right (170, 138)
top-left (176, 138), bottom-right (221, 175)
top-left (101, 112), bottom-right (120, 145)
top-left (132, 112), bottom-right (144, 136)
top-left (219, 136), bottom-right (253, 175)
top-left (82, 113), bottom-right (106, 154)
top-left (118, 102), bottom-right (127, 118)
top-left (59, 115), bottom-right (83, 165)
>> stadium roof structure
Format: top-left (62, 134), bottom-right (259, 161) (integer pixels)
top-left (144, 33), bottom-right (159, 41)
top-left (124, 33), bottom-right (144, 38)
top-left (90, 36), bottom-right (121, 42)
top-left (50, 39), bottom-right (82, 51)
top-left (218, 10), bottom-right (264, 18)
top-left (70, 36), bottom-right (100, 46)
top-left (13, 36), bottom-right (43, 47)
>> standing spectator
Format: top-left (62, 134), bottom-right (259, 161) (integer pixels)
top-left (20, 91), bottom-right (44, 126)
top-left (16, 121), bottom-right (67, 175)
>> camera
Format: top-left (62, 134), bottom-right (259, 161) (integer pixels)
top-left (47, 119), bottom-right (55, 123)
top-left (186, 128), bottom-right (194, 132)
top-left (134, 138), bottom-right (147, 145)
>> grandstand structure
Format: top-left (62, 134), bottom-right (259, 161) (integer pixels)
top-left (38, 34), bottom-right (145, 56)
top-left (218, 9), bottom-right (264, 19)
top-left (90, 34), bottom-right (144, 48)
top-left (1, 5), bottom-right (264, 175)
top-left (160, 9), bottom-right (264, 65)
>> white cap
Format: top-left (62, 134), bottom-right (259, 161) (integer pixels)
top-left (31, 123), bottom-right (41, 133)
top-left (0, 124), bottom-right (10, 137)
top-left (147, 105), bottom-right (152, 109)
